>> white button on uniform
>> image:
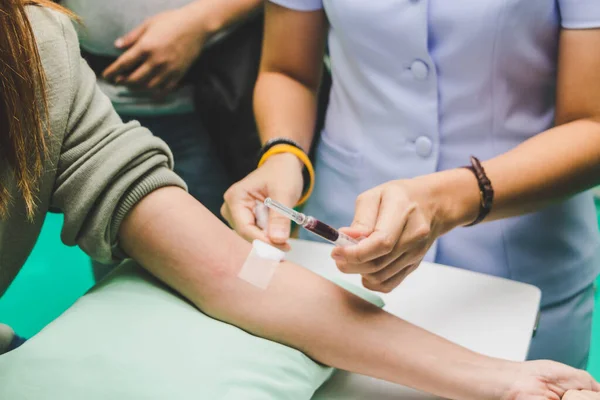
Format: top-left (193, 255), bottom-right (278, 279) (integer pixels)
top-left (411, 60), bottom-right (429, 80)
top-left (415, 136), bottom-right (433, 157)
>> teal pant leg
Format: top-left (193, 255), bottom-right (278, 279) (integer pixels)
top-left (528, 284), bottom-right (595, 369)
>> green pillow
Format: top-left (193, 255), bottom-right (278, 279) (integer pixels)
top-left (0, 260), bottom-right (383, 399)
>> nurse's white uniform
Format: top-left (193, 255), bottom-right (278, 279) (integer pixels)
top-left (270, 0), bottom-right (600, 368)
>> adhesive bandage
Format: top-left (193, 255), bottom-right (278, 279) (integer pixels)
top-left (238, 240), bottom-right (285, 289)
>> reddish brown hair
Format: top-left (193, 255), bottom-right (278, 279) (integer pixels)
top-left (0, 0), bottom-right (74, 219)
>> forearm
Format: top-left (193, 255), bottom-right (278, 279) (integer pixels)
top-left (254, 71), bottom-right (319, 152)
top-left (483, 118), bottom-right (600, 220)
top-left (432, 118), bottom-right (600, 230)
top-left (253, 4), bottom-right (327, 152)
top-left (119, 187), bottom-right (512, 399)
top-left (181, 0), bottom-right (262, 38)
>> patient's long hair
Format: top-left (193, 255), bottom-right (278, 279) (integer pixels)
top-left (0, 0), bottom-right (74, 219)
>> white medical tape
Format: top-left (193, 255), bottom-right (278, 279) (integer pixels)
top-left (238, 240), bottom-right (285, 289)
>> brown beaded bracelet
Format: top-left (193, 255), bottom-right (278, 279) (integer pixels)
top-left (462, 156), bottom-right (494, 227)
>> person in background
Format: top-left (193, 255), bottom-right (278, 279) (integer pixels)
top-left (59, 0), bottom-right (262, 279)
top-left (221, 1), bottom-right (600, 369)
top-left (0, 3), bottom-right (599, 399)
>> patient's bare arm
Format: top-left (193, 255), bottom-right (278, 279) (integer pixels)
top-left (119, 187), bottom-right (598, 400)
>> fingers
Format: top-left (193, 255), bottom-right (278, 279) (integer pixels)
top-left (266, 187), bottom-right (296, 245)
top-left (123, 62), bottom-right (162, 87)
top-left (115, 22), bottom-right (148, 49)
top-left (349, 190), bottom-right (381, 235)
top-left (334, 193), bottom-right (414, 270)
top-left (362, 263), bottom-right (419, 293)
top-left (220, 195), bottom-right (271, 245)
top-left (363, 253), bottom-right (422, 284)
top-left (563, 390), bottom-right (600, 399)
top-left (102, 46), bottom-right (145, 81)
top-left (150, 72), bottom-right (182, 98)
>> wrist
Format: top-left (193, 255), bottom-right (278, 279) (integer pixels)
top-left (183, 1), bottom-right (229, 36)
top-left (423, 169), bottom-right (481, 234)
top-left (262, 153), bottom-right (305, 174)
top-left (445, 357), bottom-right (517, 400)
top-left (408, 353), bottom-right (515, 400)
top-left (468, 359), bottom-right (519, 400)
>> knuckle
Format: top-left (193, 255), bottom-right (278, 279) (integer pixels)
top-left (367, 272), bottom-right (385, 285)
top-left (414, 224), bottom-right (431, 240)
top-left (380, 285), bottom-right (394, 294)
top-left (380, 235), bottom-right (396, 252)
top-left (344, 247), bottom-right (361, 264)
top-left (387, 183), bottom-right (406, 196)
top-left (352, 251), bottom-right (365, 264)
top-left (361, 278), bottom-right (377, 291)
top-left (355, 192), bottom-right (368, 205)
top-left (356, 190), bottom-right (376, 205)
top-left (406, 201), bottom-right (418, 214)
top-left (370, 257), bottom-right (387, 271)
top-left (337, 262), bottom-right (351, 274)
top-left (223, 188), bottom-right (234, 202)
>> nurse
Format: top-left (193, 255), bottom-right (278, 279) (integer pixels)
top-left (221, 1), bottom-right (600, 368)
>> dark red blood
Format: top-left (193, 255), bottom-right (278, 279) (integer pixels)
top-left (304, 218), bottom-right (340, 242)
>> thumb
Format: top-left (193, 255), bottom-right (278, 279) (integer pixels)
top-left (115, 22), bottom-right (148, 49)
top-left (267, 191), bottom-right (296, 245)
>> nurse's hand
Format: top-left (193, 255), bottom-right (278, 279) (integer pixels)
top-left (331, 170), bottom-right (480, 293)
top-left (221, 154), bottom-right (304, 251)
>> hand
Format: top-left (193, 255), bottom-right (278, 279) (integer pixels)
top-left (502, 360), bottom-right (600, 400)
top-left (331, 170), bottom-right (480, 293)
top-left (102, 8), bottom-right (207, 95)
top-left (563, 391), bottom-right (600, 400)
top-left (221, 153), bottom-right (304, 251)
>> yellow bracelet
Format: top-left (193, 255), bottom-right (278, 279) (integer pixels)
top-left (258, 144), bottom-right (315, 206)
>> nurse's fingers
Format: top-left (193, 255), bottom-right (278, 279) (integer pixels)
top-left (266, 187), bottom-right (297, 246)
top-left (338, 210), bottom-right (430, 275)
top-left (222, 189), bottom-right (272, 245)
top-left (362, 251), bottom-right (422, 285)
top-left (221, 201), bottom-right (270, 244)
top-left (334, 192), bottom-right (414, 268)
top-left (362, 263), bottom-right (419, 293)
top-left (349, 189), bottom-right (382, 234)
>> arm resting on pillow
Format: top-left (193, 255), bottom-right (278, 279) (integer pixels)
top-left (118, 187), bottom-right (589, 400)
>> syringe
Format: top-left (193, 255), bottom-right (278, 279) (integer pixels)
top-left (264, 198), bottom-right (360, 247)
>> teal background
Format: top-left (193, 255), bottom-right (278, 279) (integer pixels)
top-left (0, 211), bottom-right (599, 377)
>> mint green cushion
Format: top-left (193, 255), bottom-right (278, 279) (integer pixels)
top-left (0, 260), bottom-right (382, 399)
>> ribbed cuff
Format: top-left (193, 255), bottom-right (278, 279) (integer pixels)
top-left (110, 167), bottom-right (187, 261)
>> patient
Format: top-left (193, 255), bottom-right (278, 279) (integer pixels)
top-left (0, 1), bottom-right (598, 399)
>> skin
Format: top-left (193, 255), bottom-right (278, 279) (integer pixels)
top-left (102, 0), bottom-right (261, 96)
top-left (120, 186), bottom-right (599, 399)
top-left (222, 5), bottom-right (600, 293)
top-left (563, 391), bottom-right (600, 400)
